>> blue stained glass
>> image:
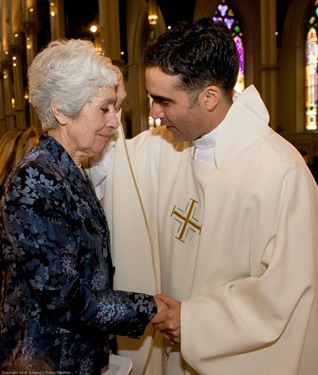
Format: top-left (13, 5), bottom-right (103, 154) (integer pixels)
top-left (218, 4), bottom-right (228, 17)
top-left (224, 18), bottom-right (235, 29)
top-left (213, 2), bottom-right (242, 38)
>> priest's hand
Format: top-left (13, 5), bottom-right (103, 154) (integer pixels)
top-left (151, 293), bottom-right (181, 344)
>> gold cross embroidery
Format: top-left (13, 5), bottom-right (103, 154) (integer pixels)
top-left (171, 198), bottom-right (202, 242)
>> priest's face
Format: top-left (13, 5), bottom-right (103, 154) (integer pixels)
top-left (145, 67), bottom-right (211, 142)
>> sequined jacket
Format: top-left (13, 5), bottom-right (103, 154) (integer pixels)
top-left (0, 134), bottom-right (156, 374)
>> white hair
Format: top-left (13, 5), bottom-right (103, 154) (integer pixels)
top-left (28, 39), bottom-right (118, 131)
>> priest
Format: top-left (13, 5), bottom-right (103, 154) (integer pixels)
top-left (90, 17), bottom-right (318, 375)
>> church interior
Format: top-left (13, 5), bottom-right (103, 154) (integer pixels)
top-left (1, 0), bottom-right (318, 177)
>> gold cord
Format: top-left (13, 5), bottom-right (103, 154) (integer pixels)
top-left (120, 125), bottom-right (159, 295)
top-left (120, 125), bottom-right (160, 375)
top-left (88, 126), bottom-right (160, 373)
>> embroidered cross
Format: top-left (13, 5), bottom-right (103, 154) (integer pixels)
top-left (171, 198), bottom-right (202, 242)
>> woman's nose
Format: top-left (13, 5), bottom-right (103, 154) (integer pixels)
top-left (108, 111), bottom-right (120, 129)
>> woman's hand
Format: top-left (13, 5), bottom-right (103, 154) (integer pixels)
top-left (154, 296), bottom-right (169, 314)
top-left (104, 57), bottom-right (127, 112)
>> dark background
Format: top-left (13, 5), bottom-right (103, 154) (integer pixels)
top-left (36, 0), bottom-right (292, 51)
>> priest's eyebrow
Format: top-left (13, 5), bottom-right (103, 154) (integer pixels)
top-left (149, 94), bottom-right (175, 103)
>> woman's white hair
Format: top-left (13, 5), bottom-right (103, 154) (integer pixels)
top-left (28, 39), bottom-right (118, 131)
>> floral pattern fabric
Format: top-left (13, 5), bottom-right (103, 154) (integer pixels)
top-left (0, 134), bottom-right (156, 374)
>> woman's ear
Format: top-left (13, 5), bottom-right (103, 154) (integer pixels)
top-left (50, 101), bottom-right (68, 125)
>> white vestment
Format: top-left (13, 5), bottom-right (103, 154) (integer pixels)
top-left (92, 86), bottom-right (318, 375)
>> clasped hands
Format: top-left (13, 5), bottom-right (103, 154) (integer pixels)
top-left (152, 294), bottom-right (181, 344)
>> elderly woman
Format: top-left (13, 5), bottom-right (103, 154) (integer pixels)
top-left (0, 40), bottom-right (165, 374)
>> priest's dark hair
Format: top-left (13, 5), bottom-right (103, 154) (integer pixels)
top-left (143, 17), bottom-right (240, 103)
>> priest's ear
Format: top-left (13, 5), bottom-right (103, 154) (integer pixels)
top-left (200, 86), bottom-right (221, 111)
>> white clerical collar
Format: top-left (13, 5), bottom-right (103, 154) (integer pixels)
top-left (190, 91), bottom-right (240, 167)
top-left (191, 125), bottom-right (220, 168)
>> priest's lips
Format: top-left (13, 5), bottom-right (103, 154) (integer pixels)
top-left (166, 125), bottom-right (178, 134)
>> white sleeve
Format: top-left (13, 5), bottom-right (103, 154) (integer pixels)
top-left (86, 110), bottom-right (121, 200)
top-left (88, 145), bottom-right (114, 200)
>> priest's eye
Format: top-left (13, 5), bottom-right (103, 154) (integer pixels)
top-left (101, 107), bottom-right (109, 113)
top-left (156, 99), bottom-right (170, 107)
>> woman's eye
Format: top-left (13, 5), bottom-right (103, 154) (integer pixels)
top-left (101, 107), bottom-right (109, 113)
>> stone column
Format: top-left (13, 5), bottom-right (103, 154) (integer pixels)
top-left (2, 60), bottom-right (15, 132)
top-left (10, 44), bottom-right (26, 127)
top-left (1, 0), bottom-right (17, 131)
top-left (98, 0), bottom-right (123, 63)
top-left (49, 0), bottom-right (65, 41)
top-left (9, 1), bottom-right (26, 127)
top-left (260, 0), bottom-right (278, 130)
top-left (0, 78), bottom-right (6, 136)
top-left (22, 0), bottom-right (41, 131)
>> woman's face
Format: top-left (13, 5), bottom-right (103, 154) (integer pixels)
top-left (61, 86), bottom-right (119, 160)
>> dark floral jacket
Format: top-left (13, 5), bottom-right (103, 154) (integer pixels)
top-left (0, 134), bottom-right (156, 374)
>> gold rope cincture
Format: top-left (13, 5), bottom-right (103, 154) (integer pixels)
top-left (120, 124), bottom-right (161, 374)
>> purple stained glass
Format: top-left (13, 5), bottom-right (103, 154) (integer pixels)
top-left (214, 1), bottom-right (245, 92)
top-left (213, 16), bottom-right (223, 23)
top-left (234, 36), bottom-right (244, 70)
top-left (305, 3), bottom-right (318, 130)
top-left (306, 27), bottom-right (317, 64)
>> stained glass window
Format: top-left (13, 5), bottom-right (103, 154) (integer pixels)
top-left (213, 0), bottom-right (245, 93)
top-left (305, 0), bottom-right (318, 130)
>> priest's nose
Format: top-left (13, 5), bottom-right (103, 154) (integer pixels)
top-left (151, 102), bottom-right (164, 120)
